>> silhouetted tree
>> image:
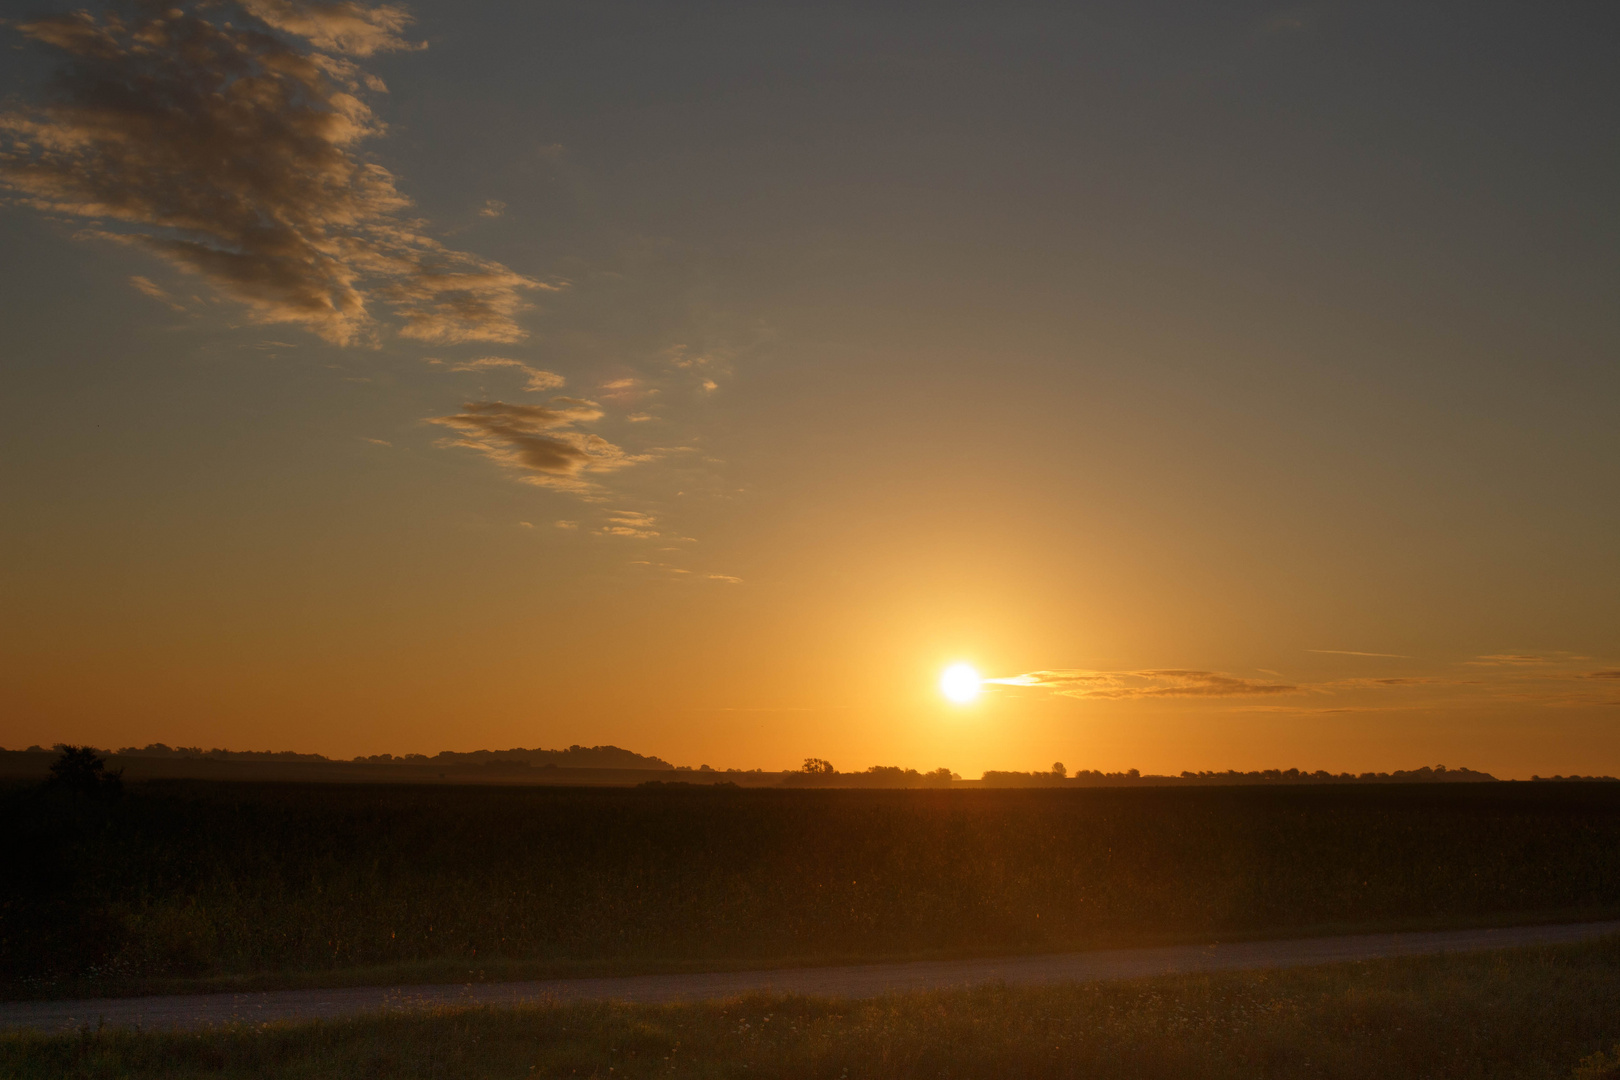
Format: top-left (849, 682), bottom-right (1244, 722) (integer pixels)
top-left (1051, 762), bottom-right (1067, 778)
top-left (46, 745), bottom-right (123, 801)
top-left (802, 758), bottom-right (835, 774)
top-left (0, 747), bottom-right (128, 980)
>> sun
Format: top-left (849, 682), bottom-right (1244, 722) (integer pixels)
top-left (940, 663), bottom-right (982, 704)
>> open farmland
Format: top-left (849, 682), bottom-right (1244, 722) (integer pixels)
top-left (4, 780), bottom-right (1619, 999)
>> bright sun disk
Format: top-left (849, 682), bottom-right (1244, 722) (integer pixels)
top-left (940, 663), bottom-right (981, 704)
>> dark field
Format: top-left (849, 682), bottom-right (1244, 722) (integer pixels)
top-left (5, 780), bottom-right (1620, 998)
top-left (6, 936), bottom-right (1620, 1078)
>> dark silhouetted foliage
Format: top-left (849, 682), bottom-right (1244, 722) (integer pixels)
top-left (0, 751), bottom-right (129, 980)
top-left (45, 746), bottom-right (122, 801)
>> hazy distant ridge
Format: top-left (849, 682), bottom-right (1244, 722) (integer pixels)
top-left (86, 743), bottom-right (675, 770)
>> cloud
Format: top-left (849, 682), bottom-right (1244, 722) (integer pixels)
top-left (478, 199), bottom-right (506, 218)
top-left (597, 510), bottom-right (659, 538)
top-left (986, 669), bottom-right (1299, 699)
top-left (238, 0), bottom-right (422, 56)
top-left (129, 275), bottom-right (184, 311)
top-left (664, 346), bottom-right (710, 370)
top-left (1307, 649), bottom-right (1411, 659)
top-left (1, 2), bottom-right (549, 346)
top-left (427, 399), bottom-right (645, 492)
top-left (707, 573), bottom-right (743, 584)
top-left (983, 657), bottom-right (1620, 714)
top-left (428, 356), bottom-right (565, 391)
top-left (598, 376), bottom-right (648, 404)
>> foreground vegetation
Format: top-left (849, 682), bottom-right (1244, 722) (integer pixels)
top-left (5, 778), bottom-right (1620, 998)
top-left (6, 936), bottom-right (1620, 1078)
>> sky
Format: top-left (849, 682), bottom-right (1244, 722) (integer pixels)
top-left (1, 0), bottom-right (1616, 778)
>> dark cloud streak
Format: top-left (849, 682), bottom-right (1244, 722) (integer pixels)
top-left (427, 400), bottom-right (647, 492)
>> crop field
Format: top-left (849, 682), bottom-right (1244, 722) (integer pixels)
top-left (4, 779), bottom-right (1620, 998)
top-left (5, 935), bottom-right (1620, 1079)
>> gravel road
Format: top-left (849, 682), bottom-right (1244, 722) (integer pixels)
top-left (4, 920), bottom-right (1616, 1035)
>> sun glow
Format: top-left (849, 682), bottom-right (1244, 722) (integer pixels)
top-left (940, 663), bottom-right (982, 704)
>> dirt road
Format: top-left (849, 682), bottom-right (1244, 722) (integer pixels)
top-left (4, 921), bottom-right (1616, 1035)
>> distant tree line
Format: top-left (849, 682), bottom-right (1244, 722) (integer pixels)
top-left (14, 745), bottom-right (1618, 787)
top-left (781, 762), bottom-right (960, 788)
top-left (981, 764), bottom-right (1503, 787)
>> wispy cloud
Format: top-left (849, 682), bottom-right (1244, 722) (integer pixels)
top-left (986, 669), bottom-right (1299, 699)
top-left (128, 275), bottom-right (184, 311)
top-left (1307, 649), bottom-right (1411, 659)
top-left (598, 510), bottom-right (659, 538)
top-left (427, 399), bottom-right (646, 492)
top-left (1361, 676), bottom-right (1445, 686)
top-left (426, 356), bottom-right (565, 391)
top-left (1, 1), bottom-right (550, 345)
top-left (989, 654), bottom-right (1620, 713)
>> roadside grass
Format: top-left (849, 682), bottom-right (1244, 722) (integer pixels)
top-left (6, 936), bottom-right (1620, 1079)
top-left (7, 780), bottom-right (1620, 999)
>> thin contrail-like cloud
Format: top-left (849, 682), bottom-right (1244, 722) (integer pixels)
top-left (1307, 649), bottom-right (1412, 659)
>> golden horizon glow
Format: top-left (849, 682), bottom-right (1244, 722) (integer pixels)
top-left (940, 663), bottom-right (982, 705)
top-left (0, 0), bottom-right (1613, 781)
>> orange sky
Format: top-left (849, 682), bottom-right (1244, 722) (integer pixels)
top-left (1, 0), bottom-right (1616, 777)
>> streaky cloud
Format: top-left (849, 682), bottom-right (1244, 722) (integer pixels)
top-left (598, 510), bottom-right (659, 538)
top-left (1307, 649), bottom-right (1411, 659)
top-left (428, 356), bottom-right (566, 391)
top-left (985, 669), bottom-right (1299, 699)
top-left (427, 399), bottom-right (647, 493)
